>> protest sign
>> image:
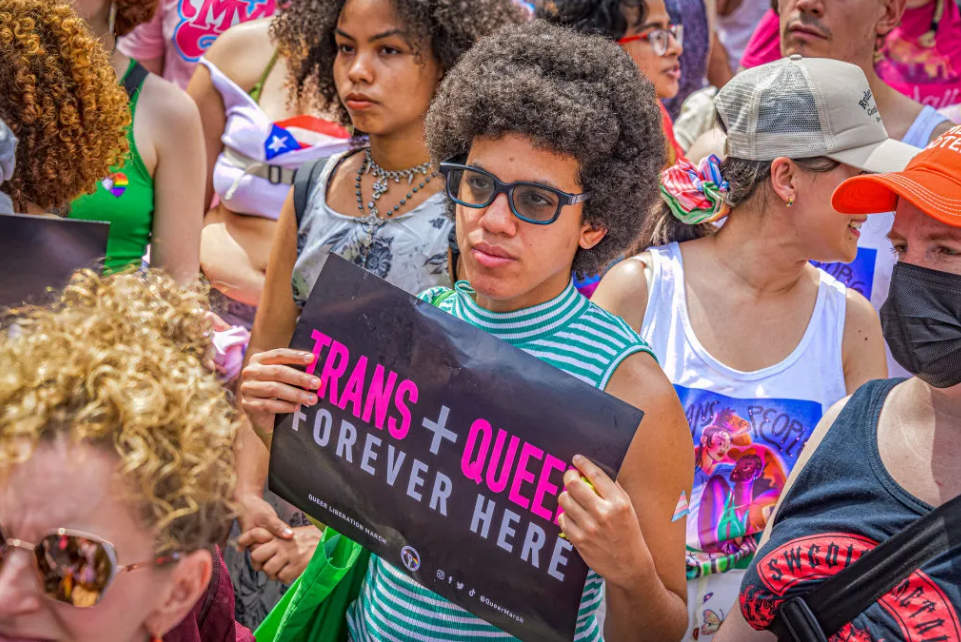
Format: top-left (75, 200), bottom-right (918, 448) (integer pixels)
top-left (0, 213), bottom-right (109, 308)
top-left (268, 255), bottom-right (644, 642)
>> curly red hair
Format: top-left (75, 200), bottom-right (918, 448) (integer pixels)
top-left (0, 0), bottom-right (130, 210)
top-left (115, 0), bottom-right (160, 37)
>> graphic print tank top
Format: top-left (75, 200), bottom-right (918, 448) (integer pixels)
top-left (740, 379), bottom-right (961, 642)
top-left (346, 280), bottom-right (655, 641)
top-left (640, 243), bottom-right (849, 579)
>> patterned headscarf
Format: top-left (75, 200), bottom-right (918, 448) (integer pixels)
top-left (660, 154), bottom-right (730, 224)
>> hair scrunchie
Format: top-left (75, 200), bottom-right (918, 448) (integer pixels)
top-left (659, 154), bottom-right (731, 224)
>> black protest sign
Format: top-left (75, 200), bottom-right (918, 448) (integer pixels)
top-left (0, 213), bottom-right (109, 309)
top-left (268, 255), bottom-right (644, 642)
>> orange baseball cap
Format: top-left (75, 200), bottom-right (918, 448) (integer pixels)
top-left (832, 124), bottom-right (961, 228)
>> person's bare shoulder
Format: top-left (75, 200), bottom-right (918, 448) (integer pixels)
top-left (203, 18), bottom-right (276, 91)
top-left (591, 254), bottom-right (652, 333)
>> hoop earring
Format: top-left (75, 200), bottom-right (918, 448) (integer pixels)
top-left (107, 1), bottom-right (117, 37)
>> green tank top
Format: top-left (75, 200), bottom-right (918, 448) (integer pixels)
top-left (69, 60), bottom-right (154, 274)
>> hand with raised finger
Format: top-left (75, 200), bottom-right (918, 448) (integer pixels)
top-left (557, 454), bottom-right (650, 591)
top-left (240, 348), bottom-right (321, 438)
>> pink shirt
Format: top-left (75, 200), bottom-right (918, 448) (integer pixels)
top-left (118, 0), bottom-right (278, 89)
top-left (739, 9), bottom-right (780, 71)
top-left (741, 1), bottom-right (961, 111)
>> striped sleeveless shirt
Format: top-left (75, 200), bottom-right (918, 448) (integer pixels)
top-left (345, 279), bottom-right (656, 642)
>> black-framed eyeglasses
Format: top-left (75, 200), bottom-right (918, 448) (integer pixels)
top-left (438, 160), bottom-right (591, 225)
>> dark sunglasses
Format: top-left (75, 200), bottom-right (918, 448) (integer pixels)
top-left (0, 526), bottom-right (180, 607)
top-left (438, 160), bottom-right (591, 225)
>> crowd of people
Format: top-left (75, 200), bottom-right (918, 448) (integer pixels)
top-left (0, 0), bottom-right (959, 640)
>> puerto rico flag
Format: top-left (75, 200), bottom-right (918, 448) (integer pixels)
top-left (264, 116), bottom-right (350, 161)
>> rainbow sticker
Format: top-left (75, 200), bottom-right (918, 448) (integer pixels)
top-left (101, 172), bottom-right (128, 198)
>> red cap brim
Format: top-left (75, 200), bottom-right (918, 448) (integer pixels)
top-left (832, 168), bottom-right (961, 228)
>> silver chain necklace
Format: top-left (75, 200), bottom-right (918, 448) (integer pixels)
top-left (355, 148), bottom-right (437, 219)
top-left (353, 148), bottom-right (438, 270)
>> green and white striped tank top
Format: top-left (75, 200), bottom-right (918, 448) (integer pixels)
top-left (346, 279), bottom-right (655, 642)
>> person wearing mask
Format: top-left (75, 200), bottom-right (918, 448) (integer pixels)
top-left (229, 0), bottom-right (525, 614)
top-left (592, 56), bottom-right (897, 639)
top-left (118, 0), bottom-right (279, 90)
top-left (716, 126), bottom-right (961, 642)
top-left (690, 0), bottom-right (953, 378)
top-left (66, 0), bottom-right (207, 284)
top-left (0, 0), bottom-right (129, 216)
top-left (0, 269), bottom-right (250, 642)
top-left (241, 21), bottom-right (693, 640)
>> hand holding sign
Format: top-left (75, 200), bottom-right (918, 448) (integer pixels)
top-left (240, 348), bottom-right (321, 440)
top-left (558, 455), bottom-right (649, 591)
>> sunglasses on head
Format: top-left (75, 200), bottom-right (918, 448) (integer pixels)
top-left (438, 159), bottom-right (591, 225)
top-left (0, 526), bottom-right (180, 608)
top-left (618, 23), bottom-right (684, 56)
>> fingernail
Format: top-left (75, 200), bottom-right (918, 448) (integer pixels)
top-left (311, 378), bottom-right (321, 388)
top-left (573, 454), bottom-right (585, 465)
top-left (304, 353), bottom-right (314, 363)
top-left (283, 528), bottom-right (294, 537)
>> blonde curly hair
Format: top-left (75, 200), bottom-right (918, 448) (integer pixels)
top-left (0, 270), bottom-right (239, 554)
top-left (0, 0), bottom-right (130, 210)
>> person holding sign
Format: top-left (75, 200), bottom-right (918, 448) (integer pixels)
top-left (591, 57), bottom-right (900, 639)
top-left (234, 0), bottom-right (524, 602)
top-left (242, 20), bottom-right (693, 641)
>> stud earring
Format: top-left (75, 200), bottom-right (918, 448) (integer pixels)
top-left (787, 197), bottom-right (795, 208)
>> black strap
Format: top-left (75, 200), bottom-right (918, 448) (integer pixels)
top-left (292, 157), bottom-right (332, 228)
top-left (122, 62), bottom-right (149, 100)
top-left (772, 493), bottom-right (961, 640)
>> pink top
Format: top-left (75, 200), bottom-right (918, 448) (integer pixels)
top-left (741, 1), bottom-right (961, 111)
top-left (118, 0), bottom-right (278, 89)
top-left (739, 9), bottom-right (780, 70)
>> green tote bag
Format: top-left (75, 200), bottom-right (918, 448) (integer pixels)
top-left (254, 527), bottom-right (370, 642)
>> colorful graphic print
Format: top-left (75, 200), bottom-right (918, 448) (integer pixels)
top-left (101, 172), bottom-right (129, 198)
top-left (678, 386), bottom-right (823, 579)
top-left (878, 34), bottom-right (961, 109)
top-left (812, 247), bottom-right (878, 300)
top-left (173, 0), bottom-right (278, 63)
top-left (743, 533), bottom-right (961, 641)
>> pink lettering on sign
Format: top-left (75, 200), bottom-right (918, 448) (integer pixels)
top-left (173, 0), bottom-right (278, 63)
top-left (307, 329), bottom-right (419, 440)
top-left (461, 418), bottom-right (568, 523)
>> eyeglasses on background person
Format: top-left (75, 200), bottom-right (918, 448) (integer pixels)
top-left (618, 23), bottom-right (683, 55)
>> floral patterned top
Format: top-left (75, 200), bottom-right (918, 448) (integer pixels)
top-left (291, 150), bottom-right (452, 306)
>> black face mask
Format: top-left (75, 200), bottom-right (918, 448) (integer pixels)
top-left (881, 262), bottom-right (961, 389)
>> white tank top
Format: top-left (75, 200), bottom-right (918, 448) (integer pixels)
top-left (813, 104), bottom-right (949, 377)
top-left (640, 242), bottom-right (849, 579)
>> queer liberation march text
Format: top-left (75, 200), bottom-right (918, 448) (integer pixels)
top-left (268, 255), bottom-right (644, 642)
